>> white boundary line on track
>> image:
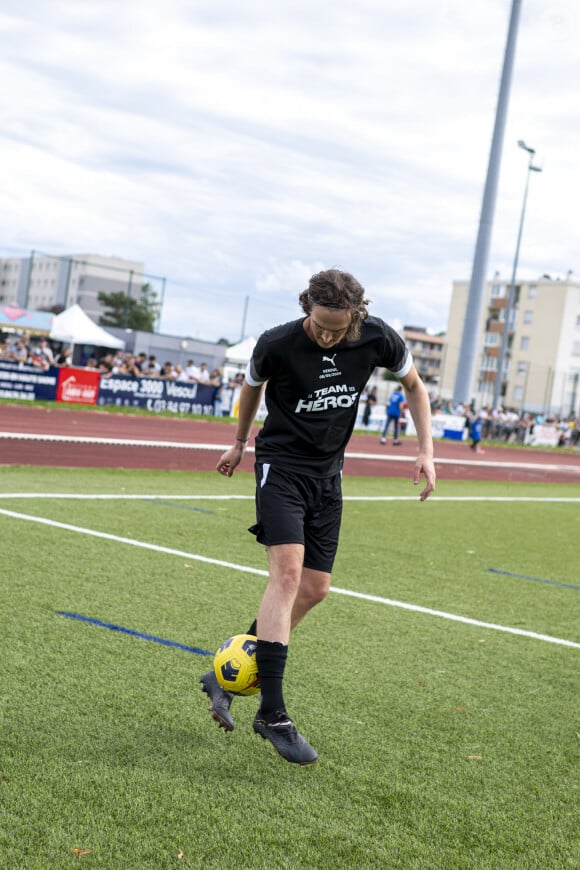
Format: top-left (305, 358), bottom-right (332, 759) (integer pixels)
top-left (1, 430), bottom-right (579, 473)
top-left (1, 505), bottom-right (578, 650)
top-left (0, 493), bottom-right (580, 503)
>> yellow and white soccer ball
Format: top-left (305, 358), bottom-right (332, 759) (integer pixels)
top-left (214, 634), bottom-right (260, 696)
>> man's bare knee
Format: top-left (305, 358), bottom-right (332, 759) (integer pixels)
top-left (267, 544), bottom-right (304, 598)
top-left (300, 569), bottom-right (331, 607)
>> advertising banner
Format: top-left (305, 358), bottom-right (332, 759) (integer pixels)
top-left (97, 374), bottom-right (218, 415)
top-left (524, 423), bottom-right (560, 447)
top-left (0, 362), bottom-right (219, 415)
top-left (396, 413), bottom-right (467, 440)
top-left (0, 361), bottom-right (58, 401)
top-left (438, 413), bottom-right (467, 441)
top-left (0, 304), bottom-right (53, 334)
top-left (56, 368), bottom-right (100, 405)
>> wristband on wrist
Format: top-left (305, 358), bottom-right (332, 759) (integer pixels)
top-left (235, 437), bottom-right (249, 443)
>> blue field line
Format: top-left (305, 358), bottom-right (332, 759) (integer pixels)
top-left (141, 498), bottom-right (215, 514)
top-left (487, 568), bottom-right (580, 591)
top-left (56, 611), bottom-right (214, 655)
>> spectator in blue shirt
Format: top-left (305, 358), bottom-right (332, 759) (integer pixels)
top-left (380, 383), bottom-right (406, 445)
top-left (469, 415), bottom-right (484, 453)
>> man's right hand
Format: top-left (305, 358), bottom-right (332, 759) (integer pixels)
top-left (216, 443), bottom-right (246, 477)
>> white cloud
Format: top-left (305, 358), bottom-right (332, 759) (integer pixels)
top-left (255, 259), bottom-right (325, 295)
top-left (1, 0), bottom-right (579, 342)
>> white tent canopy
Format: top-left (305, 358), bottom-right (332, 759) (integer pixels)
top-left (50, 305), bottom-right (125, 350)
top-left (224, 336), bottom-right (256, 366)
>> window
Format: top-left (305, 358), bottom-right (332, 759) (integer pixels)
top-left (484, 332), bottom-right (499, 346)
top-left (513, 386), bottom-right (523, 401)
top-left (481, 356), bottom-right (497, 371)
top-left (507, 310), bottom-right (517, 330)
top-left (528, 285), bottom-right (537, 299)
top-left (520, 336), bottom-right (530, 351)
top-left (517, 361), bottom-right (527, 376)
top-left (573, 341), bottom-right (580, 357)
top-left (490, 282), bottom-right (504, 298)
top-left (523, 310), bottom-right (533, 325)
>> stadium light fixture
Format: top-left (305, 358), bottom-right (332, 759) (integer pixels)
top-left (492, 141), bottom-right (542, 410)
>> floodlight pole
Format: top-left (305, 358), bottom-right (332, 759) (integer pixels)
top-left (453, 0), bottom-right (522, 406)
top-left (491, 142), bottom-right (542, 410)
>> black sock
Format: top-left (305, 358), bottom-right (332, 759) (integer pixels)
top-left (247, 619), bottom-right (257, 636)
top-left (256, 639), bottom-right (287, 718)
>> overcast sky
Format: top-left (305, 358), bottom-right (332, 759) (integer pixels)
top-left (1, 0), bottom-right (578, 343)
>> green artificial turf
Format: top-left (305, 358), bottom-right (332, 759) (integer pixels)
top-left (0, 467), bottom-right (578, 868)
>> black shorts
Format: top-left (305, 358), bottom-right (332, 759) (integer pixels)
top-left (248, 463), bottom-right (343, 574)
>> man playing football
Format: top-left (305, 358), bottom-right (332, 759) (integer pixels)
top-left (201, 268), bottom-right (436, 764)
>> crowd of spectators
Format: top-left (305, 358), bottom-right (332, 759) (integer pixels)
top-left (430, 397), bottom-right (579, 448)
top-left (0, 332), bottom-right (68, 369)
top-left (76, 350), bottom-right (247, 418)
top-left (0, 337), bottom-right (221, 386)
top-left (92, 353), bottom-right (246, 417)
top-left (86, 351), bottom-right (225, 386)
top-left (0, 332), bottom-right (248, 418)
top-left (2, 333), bottom-right (578, 444)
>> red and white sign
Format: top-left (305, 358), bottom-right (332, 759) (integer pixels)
top-left (56, 368), bottom-right (100, 405)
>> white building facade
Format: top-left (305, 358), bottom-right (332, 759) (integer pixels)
top-left (441, 275), bottom-right (580, 417)
top-left (0, 252), bottom-right (145, 324)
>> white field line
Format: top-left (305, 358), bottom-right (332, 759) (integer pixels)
top-left (0, 432), bottom-right (229, 450)
top-left (0, 506), bottom-right (578, 650)
top-left (1, 431), bottom-right (579, 473)
top-left (0, 493), bottom-right (255, 500)
top-left (0, 506), bottom-right (266, 577)
top-left (0, 493), bottom-right (580, 503)
top-left (344, 451), bottom-right (580, 473)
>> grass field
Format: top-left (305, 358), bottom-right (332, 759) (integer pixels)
top-left (1, 466), bottom-right (579, 869)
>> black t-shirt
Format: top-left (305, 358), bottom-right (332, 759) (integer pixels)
top-left (246, 315), bottom-right (412, 476)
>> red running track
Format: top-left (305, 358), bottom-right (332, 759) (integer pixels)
top-left (1, 404), bottom-right (579, 484)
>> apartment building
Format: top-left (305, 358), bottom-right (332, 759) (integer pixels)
top-left (357, 325), bottom-right (445, 414)
top-left (401, 326), bottom-right (445, 387)
top-left (441, 274), bottom-right (580, 416)
top-left (0, 253), bottom-right (145, 324)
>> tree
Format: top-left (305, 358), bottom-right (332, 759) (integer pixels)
top-left (37, 304), bottom-right (65, 315)
top-left (98, 283), bottom-right (160, 332)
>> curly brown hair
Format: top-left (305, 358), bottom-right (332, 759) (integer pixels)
top-left (299, 269), bottom-right (370, 341)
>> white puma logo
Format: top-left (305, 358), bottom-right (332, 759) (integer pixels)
top-left (322, 353), bottom-right (337, 366)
